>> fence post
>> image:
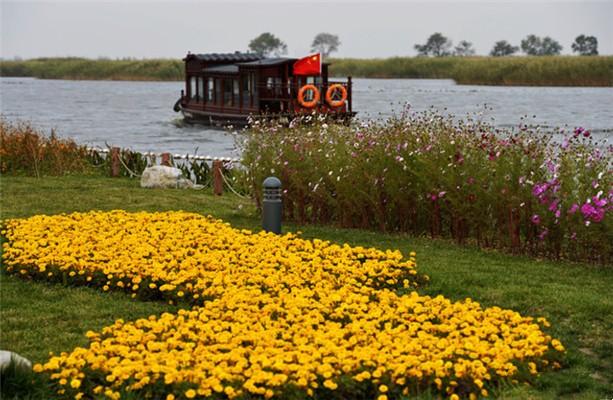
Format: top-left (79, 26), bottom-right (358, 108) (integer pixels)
top-left (262, 177), bottom-right (282, 234)
top-left (161, 153), bottom-right (171, 166)
top-left (111, 147), bottom-right (120, 177)
top-left (213, 160), bottom-right (224, 196)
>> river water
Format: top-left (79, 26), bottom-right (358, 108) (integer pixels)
top-left (1, 77), bottom-right (612, 158)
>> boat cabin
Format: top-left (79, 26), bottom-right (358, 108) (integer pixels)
top-left (175, 52), bottom-right (354, 126)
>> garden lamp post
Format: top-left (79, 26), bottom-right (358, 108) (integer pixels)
top-left (262, 177), bottom-right (282, 234)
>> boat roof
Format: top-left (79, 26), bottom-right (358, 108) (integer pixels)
top-left (185, 52), bottom-right (262, 62)
top-left (239, 58), bottom-right (295, 66)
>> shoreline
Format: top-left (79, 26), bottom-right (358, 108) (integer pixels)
top-left (1, 56), bottom-right (612, 86)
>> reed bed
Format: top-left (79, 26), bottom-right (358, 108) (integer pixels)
top-left (1, 56), bottom-right (611, 85)
top-left (0, 57), bottom-right (183, 81)
top-left (329, 56), bottom-right (613, 86)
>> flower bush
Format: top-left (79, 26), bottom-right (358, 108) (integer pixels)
top-left (2, 211), bottom-right (565, 399)
top-left (239, 112), bottom-right (612, 263)
top-left (0, 118), bottom-right (91, 177)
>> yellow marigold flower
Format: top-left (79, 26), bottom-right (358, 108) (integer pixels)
top-left (323, 379), bottom-right (337, 390)
top-left (70, 379), bottom-right (81, 389)
top-left (185, 389), bottom-right (196, 398)
top-left (379, 384), bottom-right (388, 393)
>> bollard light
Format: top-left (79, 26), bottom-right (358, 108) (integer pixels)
top-left (262, 177), bottom-right (282, 234)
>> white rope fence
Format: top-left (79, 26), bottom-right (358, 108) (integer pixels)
top-left (86, 146), bottom-right (241, 163)
top-left (86, 146), bottom-right (248, 198)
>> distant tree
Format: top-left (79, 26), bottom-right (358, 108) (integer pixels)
top-left (490, 40), bottom-right (519, 56)
top-left (541, 37), bottom-right (563, 55)
top-left (454, 40), bottom-right (476, 56)
top-left (414, 33), bottom-right (453, 57)
top-left (248, 32), bottom-right (288, 57)
top-left (572, 35), bottom-right (598, 55)
top-left (520, 34), bottom-right (562, 56)
top-left (311, 33), bottom-right (341, 58)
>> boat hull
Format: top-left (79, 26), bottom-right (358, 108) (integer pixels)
top-left (181, 107), bottom-right (356, 127)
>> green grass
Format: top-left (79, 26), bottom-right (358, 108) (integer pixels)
top-left (0, 175), bottom-right (612, 398)
top-left (1, 56), bottom-right (611, 86)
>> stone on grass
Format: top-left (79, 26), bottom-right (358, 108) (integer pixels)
top-left (0, 350), bottom-right (32, 372)
top-left (140, 166), bottom-right (194, 189)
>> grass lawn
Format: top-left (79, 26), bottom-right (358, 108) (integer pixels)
top-left (1, 175), bottom-right (611, 399)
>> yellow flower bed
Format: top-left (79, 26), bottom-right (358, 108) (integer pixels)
top-left (2, 211), bottom-right (423, 303)
top-left (2, 211), bottom-right (564, 399)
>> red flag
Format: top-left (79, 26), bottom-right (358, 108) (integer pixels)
top-left (293, 53), bottom-right (321, 76)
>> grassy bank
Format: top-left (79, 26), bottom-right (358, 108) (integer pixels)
top-left (1, 56), bottom-right (612, 86)
top-left (329, 56), bottom-right (613, 86)
top-left (0, 57), bottom-right (183, 81)
top-left (1, 175), bottom-right (612, 399)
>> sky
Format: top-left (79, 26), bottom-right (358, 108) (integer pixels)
top-left (1, 0), bottom-right (612, 59)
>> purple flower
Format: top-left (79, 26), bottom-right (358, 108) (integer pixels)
top-left (532, 183), bottom-right (548, 197)
top-left (592, 196), bottom-right (607, 208)
top-left (568, 204), bottom-right (579, 214)
top-left (574, 127), bottom-right (584, 138)
top-left (561, 138), bottom-right (570, 149)
top-left (583, 130), bottom-right (591, 138)
top-left (538, 228), bottom-right (549, 241)
top-left (531, 214), bottom-right (541, 225)
top-left (581, 202), bottom-right (605, 223)
top-left (548, 199), bottom-right (560, 213)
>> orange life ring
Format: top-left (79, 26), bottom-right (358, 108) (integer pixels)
top-left (297, 84), bottom-right (320, 108)
top-left (325, 84), bottom-right (347, 107)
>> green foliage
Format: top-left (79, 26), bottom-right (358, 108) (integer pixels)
top-left (239, 114), bottom-right (612, 264)
top-left (490, 40), bottom-right (519, 57)
top-left (453, 40), bottom-right (475, 57)
top-left (572, 35), bottom-right (599, 56)
top-left (248, 32), bottom-right (288, 57)
top-left (0, 57), bottom-right (183, 81)
top-left (521, 35), bottom-right (563, 56)
top-left (329, 56), bottom-right (613, 86)
top-left (414, 33), bottom-right (453, 57)
top-left (311, 33), bottom-right (341, 58)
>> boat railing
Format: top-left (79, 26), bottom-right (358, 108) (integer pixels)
top-left (256, 78), bottom-right (352, 112)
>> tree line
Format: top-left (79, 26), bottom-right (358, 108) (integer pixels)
top-left (247, 32), bottom-right (599, 58)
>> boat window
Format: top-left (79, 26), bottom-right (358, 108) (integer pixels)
top-left (198, 78), bottom-right (205, 103)
top-left (190, 77), bottom-right (197, 100)
top-left (216, 78), bottom-right (222, 105)
top-left (233, 79), bottom-right (239, 107)
top-left (224, 79), bottom-right (232, 107)
top-left (266, 77), bottom-right (274, 90)
top-left (242, 75), bottom-right (251, 108)
top-left (306, 76), bottom-right (314, 85)
top-left (207, 78), bottom-right (214, 103)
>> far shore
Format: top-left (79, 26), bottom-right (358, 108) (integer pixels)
top-left (1, 56), bottom-right (612, 86)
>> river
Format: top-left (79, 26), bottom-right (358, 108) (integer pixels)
top-left (1, 77), bottom-right (611, 158)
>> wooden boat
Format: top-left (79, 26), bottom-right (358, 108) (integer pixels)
top-left (174, 52), bottom-right (355, 126)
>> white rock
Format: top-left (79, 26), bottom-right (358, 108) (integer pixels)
top-left (0, 350), bottom-right (32, 372)
top-left (140, 165), bottom-right (194, 189)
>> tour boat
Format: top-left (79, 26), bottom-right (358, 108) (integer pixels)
top-left (173, 52), bottom-right (355, 126)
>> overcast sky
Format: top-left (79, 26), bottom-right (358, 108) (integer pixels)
top-left (1, 0), bottom-right (612, 59)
